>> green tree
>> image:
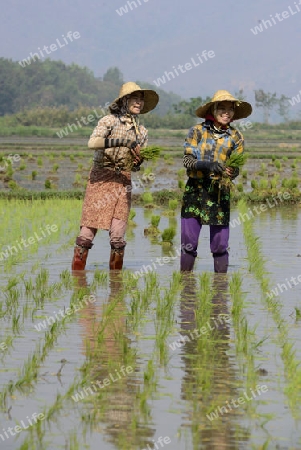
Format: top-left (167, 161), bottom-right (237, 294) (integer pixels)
top-left (173, 96), bottom-right (211, 117)
top-left (103, 67), bottom-right (123, 85)
top-left (277, 94), bottom-right (290, 122)
top-left (254, 89), bottom-right (278, 124)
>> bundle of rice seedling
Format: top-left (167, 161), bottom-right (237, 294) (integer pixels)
top-left (140, 145), bottom-right (162, 160)
top-left (225, 151), bottom-right (248, 170)
top-left (211, 152), bottom-right (247, 202)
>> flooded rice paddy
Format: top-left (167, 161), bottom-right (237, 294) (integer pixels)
top-left (1, 199), bottom-right (301, 450)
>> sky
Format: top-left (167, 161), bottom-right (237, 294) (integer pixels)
top-left (1, 0), bottom-right (301, 121)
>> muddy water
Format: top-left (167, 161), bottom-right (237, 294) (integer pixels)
top-left (1, 205), bottom-right (301, 449)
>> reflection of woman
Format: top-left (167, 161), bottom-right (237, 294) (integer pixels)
top-left (71, 82), bottom-right (159, 271)
top-left (179, 273), bottom-right (249, 449)
top-left (76, 273), bottom-right (155, 449)
top-left (180, 90), bottom-right (252, 273)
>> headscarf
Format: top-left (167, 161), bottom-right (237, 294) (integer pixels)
top-left (110, 95), bottom-right (141, 143)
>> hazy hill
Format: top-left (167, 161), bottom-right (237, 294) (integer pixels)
top-left (0, 58), bottom-right (181, 117)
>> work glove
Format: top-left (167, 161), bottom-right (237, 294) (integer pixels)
top-left (226, 167), bottom-right (239, 179)
top-left (104, 138), bottom-right (135, 148)
top-left (195, 160), bottom-right (225, 176)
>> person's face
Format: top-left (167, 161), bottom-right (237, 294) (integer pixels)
top-left (214, 101), bottom-right (235, 125)
top-left (128, 92), bottom-right (144, 114)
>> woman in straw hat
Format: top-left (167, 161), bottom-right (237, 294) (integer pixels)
top-left (71, 82), bottom-right (159, 270)
top-left (180, 90), bottom-right (252, 273)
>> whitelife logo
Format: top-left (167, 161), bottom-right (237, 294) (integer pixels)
top-left (250, 1), bottom-right (301, 35)
top-left (19, 31), bottom-right (80, 67)
top-left (116, 0), bottom-right (150, 16)
top-left (0, 412), bottom-right (45, 442)
top-left (0, 224), bottom-right (58, 261)
top-left (152, 50), bottom-right (215, 87)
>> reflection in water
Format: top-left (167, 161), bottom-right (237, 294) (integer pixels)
top-left (73, 271), bottom-right (155, 450)
top-left (179, 273), bottom-right (250, 449)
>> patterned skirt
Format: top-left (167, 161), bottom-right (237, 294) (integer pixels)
top-left (80, 167), bottom-right (131, 230)
top-left (181, 177), bottom-right (230, 225)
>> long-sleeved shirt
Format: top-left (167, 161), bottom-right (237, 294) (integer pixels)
top-left (183, 120), bottom-right (244, 179)
top-left (88, 114), bottom-right (148, 173)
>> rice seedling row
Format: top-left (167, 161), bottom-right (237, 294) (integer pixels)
top-left (238, 199), bottom-right (301, 417)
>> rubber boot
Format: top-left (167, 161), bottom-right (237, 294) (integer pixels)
top-left (180, 252), bottom-right (195, 272)
top-left (213, 251), bottom-right (229, 273)
top-left (109, 248), bottom-right (125, 270)
top-left (71, 237), bottom-right (93, 270)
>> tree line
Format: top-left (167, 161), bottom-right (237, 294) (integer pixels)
top-left (0, 58), bottom-right (300, 129)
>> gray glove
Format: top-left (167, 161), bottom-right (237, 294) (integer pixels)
top-left (195, 160), bottom-right (224, 175)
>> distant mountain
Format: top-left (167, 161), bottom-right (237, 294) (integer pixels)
top-left (0, 58), bottom-right (181, 117)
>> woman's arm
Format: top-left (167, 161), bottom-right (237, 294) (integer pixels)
top-left (88, 115), bottom-right (134, 149)
top-left (131, 125), bottom-right (148, 171)
top-left (183, 126), bottom-right (223, 175)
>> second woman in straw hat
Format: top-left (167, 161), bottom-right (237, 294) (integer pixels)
top-left (71, 82), bottom-right (159, 271)
top-left (180, 90), bottom-right (252, 273)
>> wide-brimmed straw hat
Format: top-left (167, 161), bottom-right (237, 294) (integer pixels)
top-left (195, 90), bottom-right (252, 120)
top-left (110, 82), bottom-right (159, 114)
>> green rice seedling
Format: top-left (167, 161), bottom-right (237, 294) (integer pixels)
top-left (242, 170), bottom-right (247, 179)
top-left (161, 227), bottom-right (176, 244)
top-left (168, 199), bottom-right (178, 212)
top-left (59, 269), bottom-right (73, 289)
top-left (128, 209), bottom-right (137, 227)
top-left (177, 167), bottom-right (186, 178)
top-left (35, 268), bottom-right (49, 290)
top-left (4, 163), bottom-right (14, 181)
top-left (258, 162), bottom-right (266, 176)
top-left (52, 163), bottom-right (59, 172)
top-left (144, 214), bottom-right (161, 236)
top-left (73, 173), bottom-right (82, 187)
top-left (92, 269), bottom-right (108, 286)
top-left (295, 307), bottom-right (301, 320)
top-left (7, 180), bottom-right (19, 190)
top-left (19, 162), bottom-right (26, 170)
top-left (12, 313), bottom-right (21, 335)
top-left (270, 175), bottom-right (279, 189)
top-left (229, 272), bottom-right (244, 320)
top-left (274, 160), bottom-right (281, 170)
top-left (44, 179), bottom-right (52, 189)
top-left (251, 179), bottom-right (257, 189)
top-left (140, 145), bottom-right (162, 160)
top-left (31, 170), bottom-right (38, 180)
top-left (259, 179), bottom-right (268, 189)
top-left (37, 157), bottom-right (43, 166)
top-left (151, 215), bottom-right (160, 227)
top-left (226, 151), bottom-right (248, 169)
top-left (178, 179), bottom-right (185, 189)
top-left (236, 183), bottom-right (244, 192)
top-left (239, 198), bottom-right (301, 411)
top-left (141, 191), bottom-right (153, 205)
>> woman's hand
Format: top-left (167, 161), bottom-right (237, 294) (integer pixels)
top-left (130, 143), bottom-right (144, 166)
top-left (225, 167), bottom-right (239, 179)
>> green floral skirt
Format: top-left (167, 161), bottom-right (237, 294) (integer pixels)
top-left (181, 177), bottom-right (230, 225)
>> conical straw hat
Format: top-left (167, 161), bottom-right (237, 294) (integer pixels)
top-left (110, 82), bottom-right (159, 114)
top-left (195, 90), bottom-right (252, 120)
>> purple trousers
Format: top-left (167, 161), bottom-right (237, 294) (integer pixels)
top-left (181, 217), bottom-right (229, 273)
